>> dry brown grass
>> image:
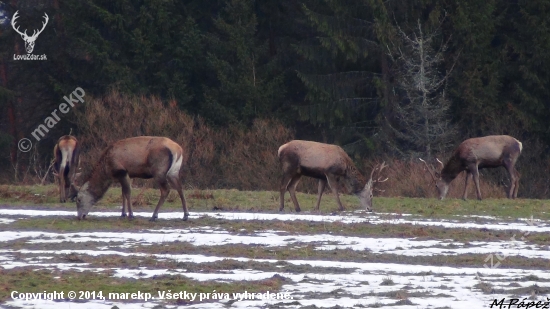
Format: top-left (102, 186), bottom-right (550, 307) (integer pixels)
top-left (12, 91), bottom-right (543, 199)
top-left (187, 189), bottom-right (214, 200)
top-left (73, 91), bottom-right (293, 191)
top-left (364, 159), bottom-right (506, 199)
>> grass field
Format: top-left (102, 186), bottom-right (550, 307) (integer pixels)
top-left (1, 185), bottom-right (549, 308)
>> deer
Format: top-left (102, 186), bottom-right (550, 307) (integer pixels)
top-left (75, 136), bottom-right (189, 221)
top-left (420, 135), bottom-right (522, 200)
top-left (11, 11), bottom-right (49, 54)
top-left (53, 135), bottom-right (80, 203)
top-left (278, 140), bottom-right (388, 212)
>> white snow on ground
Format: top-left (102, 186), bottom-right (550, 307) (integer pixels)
top-left (3, 255), bottom-right (549, 309)
top-left (0, 208), bottom-right (548, 232)
top-left (0, 229), bottom-right (547, 258)
top-left (1, 248), bottom-right (548, 278)
top-left (0, 218), bottom-right (15, 224)
top-left (1, 207), bottom-right (549, 309)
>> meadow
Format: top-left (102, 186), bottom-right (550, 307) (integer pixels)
top-left (1, 185), bottom-right (549, 308)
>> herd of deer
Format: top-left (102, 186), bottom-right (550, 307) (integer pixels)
top-left (52, 134), bottom-right (522, 221)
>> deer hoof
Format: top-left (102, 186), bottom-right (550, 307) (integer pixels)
top-left (128, 214), bottom-right (135, 219)
top-left (120, 213), bottom-right (127, 218)
top-left (149, 216), bottom-right (157, 222)
top-left (182, 214), bottom-right (189, 221)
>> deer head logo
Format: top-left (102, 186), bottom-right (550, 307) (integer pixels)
top-left (11, 11), bottom-right (49, 54)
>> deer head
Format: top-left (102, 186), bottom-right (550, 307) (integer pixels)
top-left (419, 158), bottom-right (446, 199)
top-left (11, 11), bottom-right (49, 54)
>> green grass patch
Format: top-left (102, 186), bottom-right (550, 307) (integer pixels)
top-left (0, 185), bottom-right (548, 220)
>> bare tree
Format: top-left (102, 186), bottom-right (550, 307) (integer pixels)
top-left (386, 15), bottom-right (458, 158)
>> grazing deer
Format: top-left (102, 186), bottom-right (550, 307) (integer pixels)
top-left (278, 140), bottom-right (387, 212)
top-left (420, 135), bottom-right (522, 200)
top-left (76, 136), bottom-right (189, 221)
top-left (53, 135), bottom-right (80, 203)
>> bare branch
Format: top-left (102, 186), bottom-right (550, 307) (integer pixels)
top-left (40, 159), bottom-right (56, 185)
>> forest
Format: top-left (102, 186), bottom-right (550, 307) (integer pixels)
top-left (0, 0), bottom-right (549, 198)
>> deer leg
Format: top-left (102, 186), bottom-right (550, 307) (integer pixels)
top-left (119, 174), bottom-right (133, 218)
top-left (503, 160), bottom-right (518, 199)
top-left (66, 169), bottom-right (76, 201)
top-left (65, 181), bottom-right (71, 201)
top-left (150, 180), bottom-right (170, 221)
top-left (59, 174), bottom-right (66, 203)
top-left (471, 166), bottom-right (482, 200)
top-left (279, 173), bottom-right (294, 211)
top-left (314, 178), bottom-right (327, 211)
top-left (462, 171), bottom-right (471, 200)
top-left (326, 174), bottom-right (344, 211)
top-left (120, 191), bottom-right (127, 218)
top-left (168, 175), bottom-right (189, 221)
top-left (63, 170), bottom-right (72, 201)
top-left (279, 172), bottom-right (296, 211)
top-left (287, 175), bottom-right (302, 212)
top-left (513, 168), bottom-right (520, 198)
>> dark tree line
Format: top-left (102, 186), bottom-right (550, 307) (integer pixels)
top-left (1, 0), bottom-right (549, 187)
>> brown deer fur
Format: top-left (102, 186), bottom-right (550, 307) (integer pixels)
top-left (53, 135), bottom-right (80, 203)
top-left (426, 135), bottom-right (522, 200)
top-left (76, 136), bottom-right (189, 221)
top-left (278, 140), bottom-right (386, 212)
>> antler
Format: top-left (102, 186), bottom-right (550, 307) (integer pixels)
top-left (11, 11), bottom-right (27, 37)
top-left (369, 161), bottom-right (389, 183)
top-left (11, 11), bottom-right (49, 39)
top-left (419, 158), bottom-right (437, 182)
top-left (375, 161), bottom-right (389, 183)
top-left (29, 13), bottom-right (49, 39)
top-left (436, 158), bottom-right (444, 170)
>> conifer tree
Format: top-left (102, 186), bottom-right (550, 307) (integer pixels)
top-left (385, 17), bottom-right (457, 158)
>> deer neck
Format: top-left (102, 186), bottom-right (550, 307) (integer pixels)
top-left (86, 162), bottom-right (113, 202)
top-left (344, 165), bottom-right (367, 194)
top-left (441, 155), bottom-right (462, 183)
